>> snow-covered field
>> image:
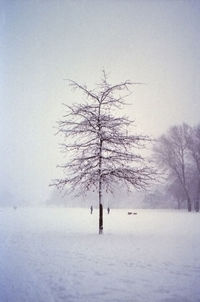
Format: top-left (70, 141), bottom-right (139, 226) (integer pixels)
top-left (0, 208), bottom-right (200, 302)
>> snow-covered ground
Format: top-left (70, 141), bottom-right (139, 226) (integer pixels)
top-left (0, 207), bottom-right (199, 302)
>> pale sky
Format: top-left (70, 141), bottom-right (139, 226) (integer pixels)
top-left (1, 0), bottom-right (200, 204)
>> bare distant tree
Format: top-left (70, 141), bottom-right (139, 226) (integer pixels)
top-left (154, 124), bottom-right (192, 211)
top-left (184, 124), bottom-right (200, 211)
top-left (167, 179), bottom-right (186, 209)
top-left (52, 73), bottom-right (155, 233)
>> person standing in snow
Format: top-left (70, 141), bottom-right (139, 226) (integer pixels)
top-left (90, 205), bottom-right (93, 214)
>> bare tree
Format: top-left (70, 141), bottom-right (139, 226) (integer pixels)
top-left (184, 124), bottom-right (200, 212)
top-left (167, 179), bottom-right (186, 209)
top-left (52, 73), bottom-right (155, 233)
top-left (154, 124), bottom-right (192, 211)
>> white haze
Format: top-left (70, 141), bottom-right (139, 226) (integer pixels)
top-left (1, 0), bottom-right (200, 205)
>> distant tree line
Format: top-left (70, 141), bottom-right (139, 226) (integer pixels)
top-left (153, 123), bottom-right (200, 212)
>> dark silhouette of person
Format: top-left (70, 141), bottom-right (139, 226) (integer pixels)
top-left (90, 205), bottom-right (93, 214)
top-left (107, 207), bottom-right (110, 214)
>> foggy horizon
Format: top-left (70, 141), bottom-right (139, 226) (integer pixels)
top-left (1, 0), bottom-right (200, 205)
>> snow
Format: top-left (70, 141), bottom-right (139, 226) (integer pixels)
top-left (0, 207), bottom-right (200, 302)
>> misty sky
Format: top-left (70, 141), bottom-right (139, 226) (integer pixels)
top-left (1, 0), bottom-right (200, 204)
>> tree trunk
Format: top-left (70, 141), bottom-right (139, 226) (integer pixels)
top-left (99, 173), bottom-right (103, 234)
top-left (182, 185), bottom-right (192, 212)
top-left (194, 200), bottom-right (199, 212)
top-left (195, 180), bottom-right (200, 212)
top-left (187, 196), bottom-right (192, 212)
top-left (98, 136), bottom-right (103, 234)
top-left (177, 198), bottom-right (181, 210)
top-left (99, 168), bottom-right (103, 234)
top-left (99, 203), bottom-right (103, 234)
